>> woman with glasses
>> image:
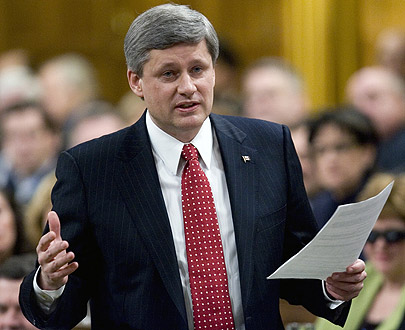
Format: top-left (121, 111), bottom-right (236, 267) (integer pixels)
top-left (309, 106), bottom-right (379, 230)
top-left (315, 172), bottom-right (405, 330)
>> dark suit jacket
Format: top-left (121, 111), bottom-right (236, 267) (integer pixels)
top-left (20, 113), bottom-right (350, 329)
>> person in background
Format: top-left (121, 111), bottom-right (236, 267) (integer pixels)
top-left (241, 56), bottom-right (310, 127)
top-left (0, 188), bottom-right (31, 266)
top-left (309, 107), bottom-right (378, 229)
top-left (24, 173), bottom-right (55, 250)
top-left (20, 4), bottom-right (365, 329)
top-left (65, 100), bottom-right (126, 149)
top-left (0, 253), bottom-right (38, 330)
top-left (117, 91), bottom-right (147, 126)
top-left (0, 102), bottom-right (60, 206)
top-left (375, 28), bottom-right (405, 81)
top-left (38, 53), bottom-right (100, 148)
top-left (0, 50), bottom-right (41, 190)
top-left (346, 66), bottom-right (405, 173)
top-left (0, 49), bottom-right (40, 112)
top-left (290, 119), bottom-right (320, 199)
top-left (212, 38), bottom-right (242, 116)
top-left (315, 172), bottom-right (405, 330)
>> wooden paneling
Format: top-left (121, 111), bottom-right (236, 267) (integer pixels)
top-left (359, 0), bottom-right (405, 66)
top-left (0, 0), bottom-right (404, 107)
top-left (0, 0), bottom-right (283, 104)
top-left (282, 0), bottom-right (361, 109)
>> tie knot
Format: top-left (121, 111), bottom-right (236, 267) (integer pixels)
top-left (182, 144), bottom-right (199, 161)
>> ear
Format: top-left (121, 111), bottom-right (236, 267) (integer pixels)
top-left (127, 69), bottom-right (144, 98)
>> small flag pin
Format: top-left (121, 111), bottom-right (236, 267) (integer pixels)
top-left (242, 155), bottom-right (251, 163)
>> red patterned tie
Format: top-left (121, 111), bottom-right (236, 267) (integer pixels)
top-left (181, 143), bottom-right (235, 330)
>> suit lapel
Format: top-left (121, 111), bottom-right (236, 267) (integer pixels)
top-left (113, 113), bottom-right (257, 321)
top-left (114, 114), bottom-right (187, 324)
top-left (210, 114), bottom-right (257, 312)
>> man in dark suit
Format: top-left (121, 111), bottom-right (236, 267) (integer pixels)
top-left (19, 4), bottom-right (366, 329)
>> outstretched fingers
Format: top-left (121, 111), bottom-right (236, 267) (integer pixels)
top-left (36, 211), bottom-right (79, 290)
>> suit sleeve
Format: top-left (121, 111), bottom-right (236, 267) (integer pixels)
top-left (279, 125), bottom-right (351, 326)
top-left (20, 150), bottom-right (96, 330)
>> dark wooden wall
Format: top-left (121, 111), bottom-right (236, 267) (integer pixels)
top-left (1, 0), bottom-right (404, 107)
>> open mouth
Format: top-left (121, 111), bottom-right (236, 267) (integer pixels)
top-left (179, 103), bottom-right (195, 108)
top-left (176, 102), bottom-right (199, 111)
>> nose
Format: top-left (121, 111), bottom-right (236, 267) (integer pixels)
top-left (177, 73), bottom-right (197, 96)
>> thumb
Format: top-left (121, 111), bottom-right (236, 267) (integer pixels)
top-left (48, 211), bottom-right (62, 240)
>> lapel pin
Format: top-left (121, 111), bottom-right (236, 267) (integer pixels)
top-left (242, 155), bottom-right (251, 163)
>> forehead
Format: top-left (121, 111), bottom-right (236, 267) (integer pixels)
top-left (351, 70), bottom-right (394, 94)
top-left (374, 217), bottom-right (405, 230)
top-left (313, 123), bottom-right (353, 141)
top-left (145, 40), bottom-right (211, 68)
top-left (0, 279), bottom-right (20, 302)
top-left (244, 68), bottom-right (294, 91)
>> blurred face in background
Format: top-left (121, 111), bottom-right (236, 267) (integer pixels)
top-left (312, 124), bottom-right (376, 199)
top-left (364, 217), bottom-right (405, 278)
top-left (0, 192), bottom-right (16, 264)
top-left (1, 106), bottom-right (58, 177)
top-left (39, 65), bottom-right (71, 124)
top-left (68, 114), bottom-right (125, 148)
top-left (242, 67), bottom-right (307, 126)
top-left (346, 68), bottom-right (405, 139)
top-left (0, 278), bottom-right (37, 329)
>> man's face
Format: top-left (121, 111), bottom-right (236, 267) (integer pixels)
top-left (1, 107), bottom-right (57, 177)
top-left (128, 40), bottom-right (215, 142)
top-left (0, 279), bottom-right (37, 329)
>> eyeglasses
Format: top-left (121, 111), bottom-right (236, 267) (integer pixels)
top-left (367, 230), bottom-right (405, 244)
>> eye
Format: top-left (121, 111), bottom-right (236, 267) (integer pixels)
top-left (162, 71), bottom-right (174, 78)
top-left (192, 66), bottom-right (203, 74)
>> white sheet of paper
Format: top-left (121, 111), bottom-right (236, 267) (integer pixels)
top-left (267, 181), bottom-right (394, 280)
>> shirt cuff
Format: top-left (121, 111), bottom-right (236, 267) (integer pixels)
top-left (33, 267), bottom-right (65, 314)
top-left (322, 280), bottom-right (344, 309)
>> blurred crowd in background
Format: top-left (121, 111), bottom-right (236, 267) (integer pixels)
top-left (0, 26), bottom-right (405, 330)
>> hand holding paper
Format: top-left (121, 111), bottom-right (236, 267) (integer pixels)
top-left (267, 181), bottom-right (394, 281)
top-left (325, 259), bottom-right (367, 301)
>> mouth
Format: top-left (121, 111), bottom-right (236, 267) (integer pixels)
top-left (175, 101), bottom-right (200, 112)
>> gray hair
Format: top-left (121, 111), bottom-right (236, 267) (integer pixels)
top-left (124, 4), bottom-right (219, 76)
top-left (245, 57), bottom-right (305, 93)
top-left (41, 53), bottom-right (99, 99)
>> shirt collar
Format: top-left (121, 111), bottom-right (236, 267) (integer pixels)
top-left (146, 110), bottom-right (213, 175)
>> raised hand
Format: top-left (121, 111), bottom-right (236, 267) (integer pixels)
top-left (325, 259), bottom-right (367, 301)
top-left (36, 211), bottom-right (79, 290)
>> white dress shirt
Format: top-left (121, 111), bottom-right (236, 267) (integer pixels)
top-left (146, 112), bottom-right (245, 330)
